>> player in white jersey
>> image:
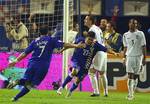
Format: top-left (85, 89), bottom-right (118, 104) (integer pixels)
top-left (123, 19), bottom-right (146, 100)
top-left (84, 15), bottom-right (108, 97)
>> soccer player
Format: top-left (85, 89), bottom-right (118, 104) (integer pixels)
top-left (7, 25), bottom-right (85, 102)
top-left (57, 31), bottom-right (117, 97)
top-left (123, 19), bottom-right (146, 100)
top-left (84, 15), bottom-right (108, 97)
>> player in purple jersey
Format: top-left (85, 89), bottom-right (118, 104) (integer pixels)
top-left (57, 31), bottom-right (117, 97)
top-left (7, 25), bottom-right (85, 102)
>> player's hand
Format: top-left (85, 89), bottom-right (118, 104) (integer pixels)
top-left (142, 58), bottom-right (146, 66)
top-left (122, 58), bottom-right (126, 66)
top-left (57, 49), bottom-right (64, 53)
top-left (114, 52), bottom-right (120, 56)
top-left (76, 42), bottom-right (86, 48)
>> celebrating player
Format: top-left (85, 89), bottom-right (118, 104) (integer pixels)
top-left (123, 19), bottom-right (146, 100)
top-left (7, 25), bottom-right (85, 102)
top-left (57, 31), bottom-right (117, 97)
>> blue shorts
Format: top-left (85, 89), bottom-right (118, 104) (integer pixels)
top-left (72, 61), bottom-right (88, 81)
top-left (23, 62), bottom-right (49, 86)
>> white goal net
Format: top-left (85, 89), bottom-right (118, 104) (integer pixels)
top-left (0, 0), bottom-right (73, 43)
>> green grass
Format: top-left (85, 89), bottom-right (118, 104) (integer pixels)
top-left (0, 89), bottom-right (149, 104)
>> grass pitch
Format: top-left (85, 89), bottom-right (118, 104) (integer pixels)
top-left (0, 89), bottom-right (149, 104)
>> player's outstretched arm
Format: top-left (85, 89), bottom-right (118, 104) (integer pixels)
top-left (58, 47), bottom-right (69, 53)
top-left (107, 48), bottom-right (119, 56)
top-left (63, 42), bottom-right (85, 49)
top-left (8, 52), bottom-right (27, 68)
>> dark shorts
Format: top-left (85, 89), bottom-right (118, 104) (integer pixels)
top-left (76, 69), bottom-right (88, 82)
top-left (23, 62), bottom-right (49, 86)
top-left (72, 61), bottom-right (88, 82)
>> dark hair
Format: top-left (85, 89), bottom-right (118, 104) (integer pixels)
top-left (87, 15), bottom-right (95, 24)
top-left (87, 31), bottom-right (95, 38)
top-left (13, 15), bottom-right (21, 22)
top-left (39, 25), bottom-right (49, 35)
top-left (129, 18), bottom-right (141, 29)
top-left (108, 21), bottom-right (117, 31)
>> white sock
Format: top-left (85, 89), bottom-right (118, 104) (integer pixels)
top-left (127, 79), bottom-right (134, 96)
top-left (89, 73), bottom-right (99, 94)
top-left (133, 78), bottom-right (138, 92)
top-left (101, 74), bottom-right (108, 95)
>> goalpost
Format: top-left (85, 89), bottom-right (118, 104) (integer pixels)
top-left (0, 0), bottom-right (73, 85)
top-left (62, 0), bottom-right (74, 82)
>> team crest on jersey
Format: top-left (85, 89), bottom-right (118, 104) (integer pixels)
top-left (136, 35), bottom-right (139, 39)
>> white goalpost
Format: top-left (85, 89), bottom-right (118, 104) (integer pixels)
top-left (62, 0), bottom-right (69, 83)
top-left (62, 0), bottom-right (74, 82)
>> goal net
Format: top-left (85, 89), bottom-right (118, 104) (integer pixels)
top-left (0, 0), bottom-right (73, 42)
top-left (0, 0), bottom-right (74, 86)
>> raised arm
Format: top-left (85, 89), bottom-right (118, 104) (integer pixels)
top-left (63, 42), bottom-right (85, 49)
top-left (8, 52), bottom-right (28, 68)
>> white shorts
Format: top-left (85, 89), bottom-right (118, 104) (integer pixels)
top-left (90, 51), bottom-right (107, 72)
top-left (126, 56), bottom-right (143, 74)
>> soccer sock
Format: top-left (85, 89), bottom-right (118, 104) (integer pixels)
top-left (101, 74), bottom-right (108, 95)
top-left (133, 78), bottom-right (138, 92)
top-left (62, 74), bottom-right (73, 88)
top-left (127, 79), bottom-right (134, 96)
top-left (14, 87), bottom-right (30, 100)
top-left (89, 73), bottom-right (99, 94)
top-left (70, 83), bottom-right (78, 92)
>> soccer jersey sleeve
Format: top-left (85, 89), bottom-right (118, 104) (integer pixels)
top-left (24, 40), bottom-right (35, 54)
top-left (95, 42), bottom-right (107, 52)
top-left (53, 39), bottom-right (64, 48)
top-left (141, 31), bottom-right (146, 46)
top-left (123, 34), bottom-right (127, 47)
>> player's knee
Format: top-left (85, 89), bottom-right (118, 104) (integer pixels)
top-left (128, 73), bottom-right (134, 79)
top-left (71, 68), bottom-right (78, 76)
top-left (89, 71), bottom-right (96, 77)
top-left (134, 74), bottom-right (139, 80)
top-left (89, 68), bottom-right (96, 74)
top-left (99, 71), bottom-right (105, 75)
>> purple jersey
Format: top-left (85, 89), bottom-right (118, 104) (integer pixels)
top-left (72, 41), bottom-right (107, 71)
top-left (24, 36), bottom-right (64, 64)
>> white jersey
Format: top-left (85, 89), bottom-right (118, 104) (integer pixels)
top-left (123, 30), bottom-right (146, 56)
top-left (89, 25), bottom-right (107, 71)
top-left (89, 25), bottom-right (104, 46)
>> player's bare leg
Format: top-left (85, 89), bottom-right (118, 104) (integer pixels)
top-left (99, 71), bottom-right (108, 97)
top-left (11, 81), bottom-right (32, 102)
top-left (126, 73), bottom-right (134, 100)
top-left (66, 77), bottom-right (80, 98)
top-left (89, 68), bottom-right (100, 97)
top-left (57, 68), bottom-right (78, 95)
top-left (133, 74), bottom-right (139, 93)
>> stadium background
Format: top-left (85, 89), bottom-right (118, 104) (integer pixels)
top-left (0, 0), bottom-right (150, 93)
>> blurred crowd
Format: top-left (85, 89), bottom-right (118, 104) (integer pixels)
top-left (0, 2), bottom-right (149, 54)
